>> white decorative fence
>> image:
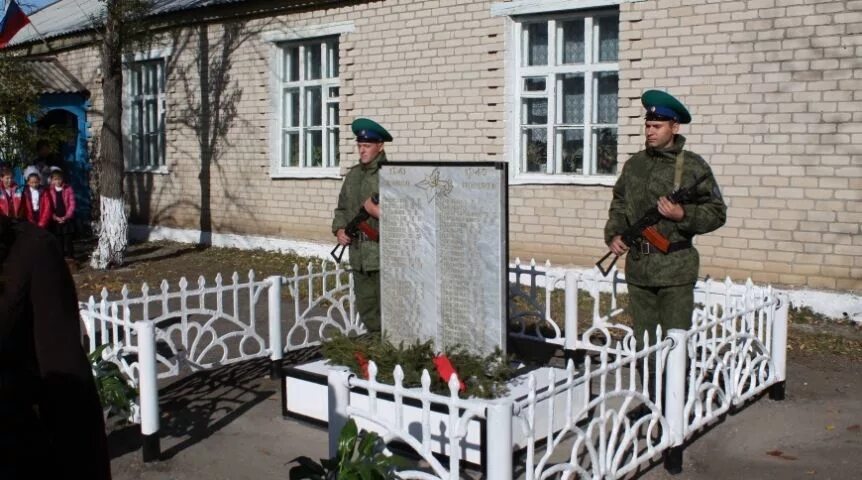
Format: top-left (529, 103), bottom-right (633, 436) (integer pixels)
top-left (327, 261), bottom-right (788, 479)
top-left (79, 262), bottom-right (358, 461)
top-left (80, 258), bottom-right (787, 475)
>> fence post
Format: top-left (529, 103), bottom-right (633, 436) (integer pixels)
top-left (563, 271), bottom-right (581, 365)
top-left (327, 370), bottom-right (351, 458)
top-left (564, 272), bottom-right (577, 349)
top-left (486, 401), bottom-right (514, 480)
top-left (664, 329), bottom-right (687, 474)
top-left (769, 295), bottom-right (789, 401)
top-left (80, 302), bottom-right (96, 352)
top-left (267, 275), bottom-right (284, 379)
top-left (136, 320), bottom-right (161, 462)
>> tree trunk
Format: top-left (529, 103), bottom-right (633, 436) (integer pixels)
top-left (91, 0), bottom-right (127, 269)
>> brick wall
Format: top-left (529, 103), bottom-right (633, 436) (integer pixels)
top-left (50, 0), bottom-right (860, 291)
top-left (614, 0), bottom-right (861, 290)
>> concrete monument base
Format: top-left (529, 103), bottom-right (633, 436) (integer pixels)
top-left (282, 359), bottom-right (586, 466)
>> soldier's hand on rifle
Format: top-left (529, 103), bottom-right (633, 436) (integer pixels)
top-left (657, 196), bottom-right (684, 221)
top-left (609, 235), bottom-right (628, 256)
top-left (363, 197), bottom-right (380, 219)
top-left (336, 228), bottom-right (352, 246)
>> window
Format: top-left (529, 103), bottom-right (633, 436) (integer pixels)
top-left (514, 11), bottom-right (619, 177)
top-left (278, 37), bottom-right (340, 170)
top-left (127, 59), bottom-right (166, 170)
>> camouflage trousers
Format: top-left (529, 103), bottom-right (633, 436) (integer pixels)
top-left (353, 270), bottom-right (380, 333)
top-left (627, 283), bottom-right (694, 343)
top-left (628, 283), bottom-right (694, 406)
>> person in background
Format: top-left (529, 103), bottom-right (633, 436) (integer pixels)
top-left (0, 213), bottom-right (111, 478)
top-left (0, 167), bottom-right (22, 219)
top-left (47, 168), bottom-right (76, 260)
top-left (32, 140), bottom-right (61, 186)
top-left (21, 172), bottom-right (52, 229)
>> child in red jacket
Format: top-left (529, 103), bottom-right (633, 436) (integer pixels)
top-left (47, 168), bottom-right (76, 259)
top-left (0, 167), bottom-right (22, 219)
top-left (21, 171), bottom-right (52, 229)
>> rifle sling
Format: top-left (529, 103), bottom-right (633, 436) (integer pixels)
top-left (673, 151), bottom-right (685, 189)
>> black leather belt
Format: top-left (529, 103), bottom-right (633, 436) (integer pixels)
top-left (640, 240), bottom-right (692, 255)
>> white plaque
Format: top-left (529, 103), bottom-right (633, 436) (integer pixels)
top-left (380, 162), bottom-right (507, 356)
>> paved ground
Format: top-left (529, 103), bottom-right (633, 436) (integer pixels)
top-left (641, 353), bottom-right (861, 480)
top-left (107, 351), bottom-right (861, 480)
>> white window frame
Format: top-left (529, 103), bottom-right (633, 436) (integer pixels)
top-left (122, 48), bottom-right (171, 174)
top-left (499, 4), bottom-right (622, 186)
top-left (264, 22), bottom-right (353, 179)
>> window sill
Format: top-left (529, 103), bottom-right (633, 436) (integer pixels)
top-left (271, 167), bottom-right (342, 180)
top-left (126, 166), bottom-right (170, 175)
top-left (510, 173), bottom-right (617, 187)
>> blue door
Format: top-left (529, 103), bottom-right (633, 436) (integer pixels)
top-left (38, 94), bottom-right (91, 226)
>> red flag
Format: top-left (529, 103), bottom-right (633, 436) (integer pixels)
top-left (0, 0), bottom-right (31, 48)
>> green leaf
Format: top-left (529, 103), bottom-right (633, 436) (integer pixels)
top-left (337, 419), bottom-right (359, 460)
top-left (356, 429), bottom-right (378, 457)
top-left (356, 463), bottom-right (378, 480)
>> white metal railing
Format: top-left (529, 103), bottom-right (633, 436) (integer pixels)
top-left (508, 260), bottom-right (627, 350)
top-left (327, 362), bottom-right (510, 480)
top-left (79, 258), bottom-right (788, 475)
top-left (516, 332), bottom-right (676, 480)
top-left (684, 284), bottom-right (787, 438)
top-left (280, 262), bottom-right (364, 352)
top-left (78, 262), bottom-right (359, 461)
top-left (328, 267), bottom-right (788, 480)
top-left (80, 271), bottom-right (271, 384)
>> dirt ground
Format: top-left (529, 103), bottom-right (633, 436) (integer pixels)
top-left (77, 241), bottom-right (861, 479)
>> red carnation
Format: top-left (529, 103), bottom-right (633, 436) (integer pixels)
top-left (433, 354), bottom-right (466, 393)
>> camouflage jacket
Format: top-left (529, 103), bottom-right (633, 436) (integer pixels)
top-left (332, 152), bottom-right (384, 272)
top-left (604, 135), bottom-right (727, 286)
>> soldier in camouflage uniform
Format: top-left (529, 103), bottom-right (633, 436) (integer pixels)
top-left (332, 118), bottom-right (391, 333)
top-left (604, 90), bottom-right (727, 343)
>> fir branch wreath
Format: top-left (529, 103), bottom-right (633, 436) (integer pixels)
top-left (321, 334), bottom-right (514, 399)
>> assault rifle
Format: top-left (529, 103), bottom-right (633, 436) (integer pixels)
top-left (330, 195), bottom-right (379, 263)
top-left (596, 173), bottom-right (710, 277)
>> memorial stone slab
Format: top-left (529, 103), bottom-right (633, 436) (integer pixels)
top-left (379, 162), bottom-right (507, 356)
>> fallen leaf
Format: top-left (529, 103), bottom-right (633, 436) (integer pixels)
top-left (766, 450), bottom-right (797, 461)
top-left (826, 425), bottom-right (835, 431)
top-left (848, 424), bottom-right (861, 432)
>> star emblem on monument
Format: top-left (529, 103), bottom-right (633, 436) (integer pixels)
top-left (415, 168), bottom-right (453, 203)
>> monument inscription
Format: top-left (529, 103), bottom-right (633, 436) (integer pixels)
top-left (380, 163), bottom-right (507, 356)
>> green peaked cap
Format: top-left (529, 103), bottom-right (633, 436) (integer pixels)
top-left (351, 118), bottom-right (393, 142)
top-left (641, 89), bottom-right (692, 124)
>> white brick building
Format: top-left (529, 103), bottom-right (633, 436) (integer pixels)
top-left (10, 0), bottom-right (862, 291)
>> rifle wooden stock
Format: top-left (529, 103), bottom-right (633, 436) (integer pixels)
top-left (642, 225), bottom-right (669, 253)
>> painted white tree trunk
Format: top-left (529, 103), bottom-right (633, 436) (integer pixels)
top-left (90, 196), bottom-right (127, 269)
